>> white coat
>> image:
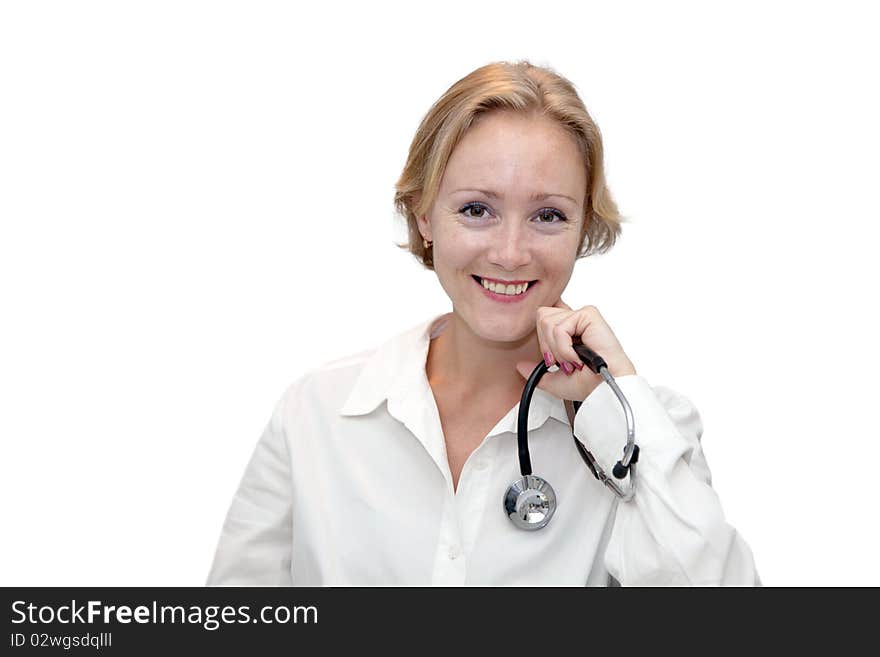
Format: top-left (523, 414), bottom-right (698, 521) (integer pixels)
top-left (207, 312), bottom-right (761, 586)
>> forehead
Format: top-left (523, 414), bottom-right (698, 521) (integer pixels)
top-left (441, 111), bottom-right (586, 199)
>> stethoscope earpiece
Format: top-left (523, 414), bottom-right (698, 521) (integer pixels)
top-left (506, 339), bottom-right (638, 530)
top-left (503, 474), bottom-right (557, 530)
top-left (613, 443), bottom-right (639, 479)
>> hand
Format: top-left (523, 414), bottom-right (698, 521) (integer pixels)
top-left (515, 299), bottom-right (637, 401)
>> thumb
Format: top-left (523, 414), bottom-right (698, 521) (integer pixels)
top-left (516, 358), bottom-right (577, 402)
top-left (516, 360), bottom-right (542, 382)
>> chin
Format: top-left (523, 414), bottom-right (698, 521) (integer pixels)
top-left (470, 315), bottom-right (534, 343)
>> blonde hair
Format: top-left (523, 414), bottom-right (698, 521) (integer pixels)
top-left (393, 59), bottom-right (625, 270)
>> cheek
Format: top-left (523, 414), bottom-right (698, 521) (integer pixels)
top-left (536, 242), bottom-right (576, 272)
top-left (431, 246), bottom-right (469, 289)
top-left (435, 233), bottom-right (483, 269)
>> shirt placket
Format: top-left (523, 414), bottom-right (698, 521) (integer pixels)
top-left (429, 492), bottom-right (467, 586)
top-left (389, 371), bottom-right (469, 585)
top-left (454, 436), bottom-right (502, 557)
top-left (436, 403), bottom-right (515, 585)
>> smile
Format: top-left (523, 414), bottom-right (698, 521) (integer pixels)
top-left (472, 275), bottom-right (538, 302)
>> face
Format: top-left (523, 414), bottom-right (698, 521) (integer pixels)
top-left (418, 110), bottom-right (587, 344)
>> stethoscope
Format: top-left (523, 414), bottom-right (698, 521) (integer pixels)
top-left (504, 337), bottom-right (640, 530)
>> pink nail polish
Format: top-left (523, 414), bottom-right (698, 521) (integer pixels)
top-left (573, 361), bottom-right (583, 371)
top-left (561, 361), bottom-right (573, 375)
top-left (543, 351), bottom-right (553, 368)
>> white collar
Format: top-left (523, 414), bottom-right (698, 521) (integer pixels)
top-left (338, 312), bottom-right (571, 435)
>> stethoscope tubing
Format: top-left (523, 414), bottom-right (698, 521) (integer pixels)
top-left (515, 339), bottom-right (638, 502)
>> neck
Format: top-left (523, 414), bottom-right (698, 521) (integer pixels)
top-left (426, 312), bottom-right (542, 399)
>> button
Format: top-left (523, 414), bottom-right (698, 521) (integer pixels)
top-left (447, 544), bottom-right (461, 560)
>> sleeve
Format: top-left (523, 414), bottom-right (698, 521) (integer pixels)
top-left (573, 374), bottom-right (761, 586)
top-left (206, 388), bottom-right (294, 586)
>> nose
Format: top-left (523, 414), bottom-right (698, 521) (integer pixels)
top-left (487, 220), bottom-right (532, 272)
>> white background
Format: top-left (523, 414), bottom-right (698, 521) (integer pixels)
top-left (1, 0), bottom-right (877, 586)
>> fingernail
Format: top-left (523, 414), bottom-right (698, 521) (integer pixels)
top-left (561, 361), bottom-right (573, 375)
top-left (543, 351), bottom-right (554, 368)
top-left (573, 361), bottom-right (583, 371)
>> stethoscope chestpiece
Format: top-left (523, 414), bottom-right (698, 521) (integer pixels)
top-left (503, 474), bottom-right (557, 530)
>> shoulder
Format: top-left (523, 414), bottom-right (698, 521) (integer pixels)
top-left (602, 376), bottom-right (703, 435)
top-left (648, 382), bottom-right (712, 483)
top-left (650, 384), bottom-right (704, 441)
top-left (274, 345), bottom-right (379, 419)
top-left (273, 313), bottom-right (445, 421)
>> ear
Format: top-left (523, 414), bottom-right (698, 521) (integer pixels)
top-left (416, 213), bottom-right (432, 242)
top-left (411, 192), bottom-right (432, 241)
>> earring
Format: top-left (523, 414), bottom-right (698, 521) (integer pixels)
top-left (423, 238), bottom-right (433, 249)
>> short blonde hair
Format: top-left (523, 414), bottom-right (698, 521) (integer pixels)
top-left (393, 59), bottom-right (625, 270)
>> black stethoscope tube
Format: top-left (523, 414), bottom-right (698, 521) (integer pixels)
top-left (506, 337), bottom-right (641, 529)
top-left (516, 339), bottom-right (609, 476)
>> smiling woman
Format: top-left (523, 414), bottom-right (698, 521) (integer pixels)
top-left (394, 62), bottom-right (623, 271)
top-left (206, 59), bottom-right (761, 587)
top-left (408, 109), bottom-right (589, 356)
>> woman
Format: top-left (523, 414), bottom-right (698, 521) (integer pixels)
top-left (207, 60), bottom-right (760, 586)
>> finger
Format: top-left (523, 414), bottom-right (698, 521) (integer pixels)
top-left (553, 311), bottom-right (592, 368)
top-left (550, 321), bottom-right (582, 374)
top-left (536, 306), bottom-right (567, 371)
top-left (541, 308), bottom-right (577, 375)
top-left (535, 308), bottom-right (556, 373)
top-left (535, 317), bottom-right (554, 370)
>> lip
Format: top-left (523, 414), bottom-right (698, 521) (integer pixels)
top-left (471, 275), bottom-right (538, 304)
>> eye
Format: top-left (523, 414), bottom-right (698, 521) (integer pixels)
top-left (459, 202), bottom-right (491, 220)
top-left (459, 202), bottom-right (568, 224)
top-left (534, 208), bottom-right (568, 224)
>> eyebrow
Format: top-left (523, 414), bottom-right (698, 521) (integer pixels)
top-left (452, 188), bottom-right (578, 204)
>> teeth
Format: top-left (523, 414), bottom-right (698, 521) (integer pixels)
top-left (480, 278), bottom-right (530, 296)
